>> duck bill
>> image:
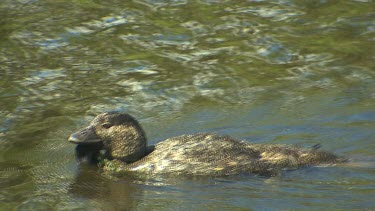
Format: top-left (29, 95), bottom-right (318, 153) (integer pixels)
top-left (68, 126), bottom-right (102, 145)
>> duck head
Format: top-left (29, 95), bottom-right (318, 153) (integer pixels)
top-left (68, 112), bottom-right (147, 163)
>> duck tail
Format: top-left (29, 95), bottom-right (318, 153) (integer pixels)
top-left (308, 144), bottom-right (347, 164)
top-left (311, 143), bottom-right (322, 150)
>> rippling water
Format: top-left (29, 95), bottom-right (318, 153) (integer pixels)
top-left (1, 0), bottom-right (374, 210)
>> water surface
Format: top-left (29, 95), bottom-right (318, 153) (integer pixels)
top-left (1, 0), bottom-right (375, 210)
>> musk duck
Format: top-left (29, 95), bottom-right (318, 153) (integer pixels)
top-left (68, 112), bottom-right (345, 176)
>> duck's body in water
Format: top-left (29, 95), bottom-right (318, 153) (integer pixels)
top-left (68, 112), bottom-right (345, 177)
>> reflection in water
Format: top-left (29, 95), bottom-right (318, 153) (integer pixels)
top-left (69, 165), bottom-right (141, 210)
top-left (1, 0), bottom-right (374, 209)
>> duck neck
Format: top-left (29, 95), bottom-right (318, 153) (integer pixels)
top-left (108, 124), bottom-right (147, 164)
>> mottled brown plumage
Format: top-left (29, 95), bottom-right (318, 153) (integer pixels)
top-left (68, 112), bottom-right (345, 177)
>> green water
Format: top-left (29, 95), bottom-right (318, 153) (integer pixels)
top-left (1, 0), bottom-right (374, 210)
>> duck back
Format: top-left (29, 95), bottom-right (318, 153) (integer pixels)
top-left (105, 133), bottom-right (343, 176)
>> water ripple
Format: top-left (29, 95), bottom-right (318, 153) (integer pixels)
top-left (1, 0), bottom-right (375, 209)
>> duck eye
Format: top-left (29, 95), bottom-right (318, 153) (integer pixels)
top-left (102, 123), bottom-right (112, 129)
